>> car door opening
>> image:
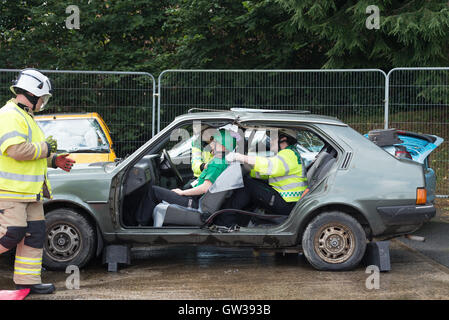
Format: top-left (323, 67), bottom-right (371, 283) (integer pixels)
top-left (119, 123), bottom-right (338, 229)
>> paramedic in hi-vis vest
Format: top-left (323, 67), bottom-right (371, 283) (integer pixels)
top-left (226, 129), bottom-right (308, 217)
top-left (0, 69), bottom-right (75, 294)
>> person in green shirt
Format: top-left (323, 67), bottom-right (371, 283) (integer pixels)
top-left (136, 129), bottom-right (235, 225)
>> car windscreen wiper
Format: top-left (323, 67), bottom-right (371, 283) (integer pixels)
top-left (66, 147), bottom-right (110, 153)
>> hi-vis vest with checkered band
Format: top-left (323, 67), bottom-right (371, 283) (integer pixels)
top-left (250, 146), bottom-right (308, 202)
top-left (0, 99), bottom-right (52, 201)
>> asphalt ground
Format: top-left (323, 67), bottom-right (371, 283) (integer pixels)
top-left (0, 205), bottom-right (449, 300)
top-left (398, 200), bottom-right (449, 268)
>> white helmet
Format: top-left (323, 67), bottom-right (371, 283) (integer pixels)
top-left (10, 69), bottom-right (52, 110)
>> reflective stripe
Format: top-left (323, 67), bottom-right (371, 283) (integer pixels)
top-left (266, 159), bottom-right (274, 175)
top-left (14, 267), bottom-right (41, 273)
top-left (301, 163), bottom-right (307, 178)
top-left (15, 257), bottom-right (42, 265)
top-left (14, 270), bottom-right (41, 275)
top-left (0, 193), bottom-right (38, 200)
top-left (36, 142), bottom-right (42, 159)
top-left (274, 181), bottom-right (308, 191)
top-left (0, 170), bottom-right (45, 182)
top-left (0, 131), bottom-right (28, 149)
top-left (270, 174), bottom-right (304, 184)
top-left (32, 142), bottom-right (39, 160)
top-left (275, 155), bottom-right (290, 174)
top-left (16, 255), bottom-right (42, 261)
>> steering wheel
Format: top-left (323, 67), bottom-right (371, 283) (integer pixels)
top-left (162, 149), bottom-right (184, 184)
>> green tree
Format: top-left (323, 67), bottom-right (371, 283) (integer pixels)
top-left (0, 0), bottom-right (175, 73)
top-left (165, 0), bottom-right (325, 70)
top-left (276, 0), bottom-right (449, 69)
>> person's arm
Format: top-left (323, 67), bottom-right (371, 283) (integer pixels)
top-left (0, 115), bottom-right (51, 161)
top-left (5, 141), bottom-right (49, 161)
top-left (173, 180), bottom-right (212, 196)
top-left (228, 151), bottom-right (289, 177)
top-left (231, 153), bottom-right (256, 166)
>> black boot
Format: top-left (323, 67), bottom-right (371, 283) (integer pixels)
top-left (15, 283), bottom-right (56, 294)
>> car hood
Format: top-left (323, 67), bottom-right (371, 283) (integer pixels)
top-left (47, 162), bottom-right (112, 177)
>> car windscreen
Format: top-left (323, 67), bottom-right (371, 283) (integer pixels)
top-left (37, 118), bottom-right (110, 153)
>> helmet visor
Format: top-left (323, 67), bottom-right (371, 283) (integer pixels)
top-left (40, 94), bottom-right (51, 110)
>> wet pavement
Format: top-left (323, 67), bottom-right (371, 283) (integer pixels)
top-left (399, 204), bottom-right (449, 269)
top-left (1, 207), bottom-right (449, 300)
top-left (1, 239), bottom-right (449, 300)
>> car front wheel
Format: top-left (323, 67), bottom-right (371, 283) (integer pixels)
top-left (302, 211), bottom-right (367, 271)
top-left (43, 208), bottom-right (96, 270)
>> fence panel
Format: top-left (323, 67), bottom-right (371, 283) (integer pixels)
top-left (157, 69), bottom-right (387, 134)
top-left (0, 69), bottom-right (155, 158)
top-left (387, 68), bottom-right (449, 197)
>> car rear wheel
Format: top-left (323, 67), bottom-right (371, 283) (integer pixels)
top-left (302, 211), bottom-right (367, 271)
top-left (43, 208), bottom-right (96, 270)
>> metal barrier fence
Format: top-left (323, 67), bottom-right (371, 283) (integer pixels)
top-left (157, 70), bottom-right (387, 135)
top-left (0, 69), bottom-right (155, 158)
top-left (387, 68), bottom-right (449, 197)
top-left (1, 68), bottom-right (447, 196)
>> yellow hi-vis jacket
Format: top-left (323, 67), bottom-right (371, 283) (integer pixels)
top-left (251, 146), bottom-right (308, 202)
top-left (0, 99), bottom-right (52, 201)
top-left (191, 143), bottom-right (213, 178)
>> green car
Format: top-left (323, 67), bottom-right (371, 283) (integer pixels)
top-left (43, 109), bottom-right (436, 271)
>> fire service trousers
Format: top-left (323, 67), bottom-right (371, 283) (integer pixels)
top-left (0, 201), bottom-right (45, 284)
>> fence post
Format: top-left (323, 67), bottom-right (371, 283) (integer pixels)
top-left (384, 71), bottom-right (390, 129)
top-left (387, 67), bottom-right (449, 197)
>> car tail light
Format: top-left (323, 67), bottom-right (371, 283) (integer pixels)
top-left (416, 188), bottom-right (427, 205)
top-left (395, 146), bottom-right (412, 159)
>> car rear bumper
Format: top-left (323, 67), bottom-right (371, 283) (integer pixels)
top-left (377, 204), bottom-right (436, 226)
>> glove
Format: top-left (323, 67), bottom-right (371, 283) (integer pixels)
top-left (52, 153), bottom-right (76, 172)
top-left (226, 152), bottom-right (236, 162)
top-left (45, 136), bottom-right (58, 154)
top-left (226, 152), bottom-right (244, 163)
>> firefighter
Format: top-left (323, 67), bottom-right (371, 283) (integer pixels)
top-left (0, 69), bottom-right (75, 294)
top-left (225, 129), bottom-right (308, 220)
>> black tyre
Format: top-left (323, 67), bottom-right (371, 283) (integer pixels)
top-left (302, 211), bottom-right (366, 271)
top-left (43, 208), bottom-right (96, 270)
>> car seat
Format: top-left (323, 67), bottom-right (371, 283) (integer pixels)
top-left (306, 147), bottom-right (337, 188)
top-left (152, 162), bottom-right (244, 227)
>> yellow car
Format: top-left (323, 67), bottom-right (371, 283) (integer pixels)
top-left (35, 113), bottom-right (117, 164)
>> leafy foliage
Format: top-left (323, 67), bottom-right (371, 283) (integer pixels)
top-left (276, 0), bottom-right (449, 69)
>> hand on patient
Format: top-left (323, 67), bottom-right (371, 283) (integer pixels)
top-left (226, 152), bottom-right (244, 163)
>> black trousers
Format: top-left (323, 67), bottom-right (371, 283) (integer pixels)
top-left (136, 185), bottom-right (199, 226)
top-left (215, 176), bottom-right (296, 227)
top-left (230, 176), bottom-right (295, 215)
